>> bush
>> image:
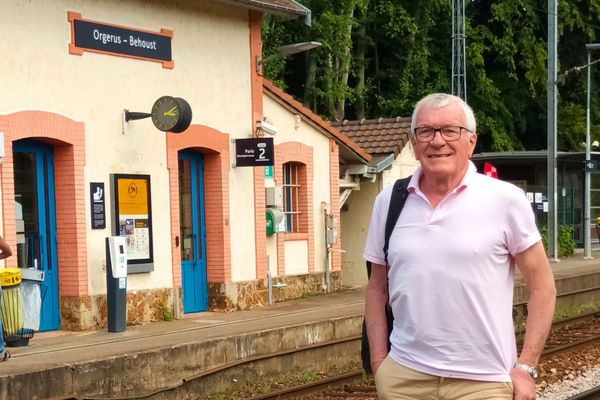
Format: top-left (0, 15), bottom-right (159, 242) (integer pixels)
top-left (540, 225), bottom-right (575, 258)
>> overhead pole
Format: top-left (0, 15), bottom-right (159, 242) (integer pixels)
top-left (584, 44), bottom-right (600, 259)
top-left (547, 0), bottom-right (558, 261)
top-left (585, 47), bottom-right (593, 259)
top-left (451, 0), bottom-right (467, 100)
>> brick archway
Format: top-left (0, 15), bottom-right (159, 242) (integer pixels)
top-left (0, 111), bottom-right (87, 327)
top-left (166, 125), bottom-right (230, 291)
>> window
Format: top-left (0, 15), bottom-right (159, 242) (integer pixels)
top-left (283, 162), bottom-right (302, 232)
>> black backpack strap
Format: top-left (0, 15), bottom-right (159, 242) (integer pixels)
top-left (383, 176), bottom-right (411, 266)
top-left (365, 176), bottom-right (411, 278)
top-left (361, 175), bottom-right (412, 375)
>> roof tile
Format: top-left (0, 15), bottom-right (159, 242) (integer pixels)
top-left (333, 117), bottom-right (411, 156)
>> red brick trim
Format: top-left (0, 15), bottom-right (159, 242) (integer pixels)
top-left (329, 139), bottom-right (341, 271)
top-left (0, 111), bottom-right (87, 296)
top-left (249, 10), bottom-right (267, 280)
top-left (166, 125), bottom-right (230, 286)
top-left (274, 142), bottom-right (314, 275)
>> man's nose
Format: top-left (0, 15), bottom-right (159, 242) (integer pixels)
top-left (430, 130), bottom-right (446, 145)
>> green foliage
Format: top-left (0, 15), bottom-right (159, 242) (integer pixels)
top-left (554, 301), bottom-right (600, 320)
top-left (263, 0), bottom-right (600, 151)
top-left (558, 225), bottom-right (575, 257)
top-left (199, 364), bottom-right (355, 400)
top-left (158, 302), bottom-right (174, 322)
top-left (539, 225), bottom-right (575, 258)
top-left (558, 102), bottom-right (586, 151)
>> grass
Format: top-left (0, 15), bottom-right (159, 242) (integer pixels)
top-left (514, 301), bottom-right (600, 338)
top-left (199, 361), bottom-right (361, 400)
top-left (553, 301), bottom-right (600, 320)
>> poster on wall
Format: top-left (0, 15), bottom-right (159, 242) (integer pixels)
top-left (90, 182), bottom-right (106, 229)
top-left (112, 174), bottom-right (153, 267)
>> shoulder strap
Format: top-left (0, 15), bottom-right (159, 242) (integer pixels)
top-left (383, 176), bottom-right (411, 266)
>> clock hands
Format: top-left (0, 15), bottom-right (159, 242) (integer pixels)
top-left (163, 106), bottom-right (178, 117)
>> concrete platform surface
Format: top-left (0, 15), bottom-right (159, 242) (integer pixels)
top-left (0, 253), bottom-right (598, 399)
top-left (0, 287), bottom-right (366, 376)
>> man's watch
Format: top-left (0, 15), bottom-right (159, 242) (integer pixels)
top-left (514, 362), bottom-right (539, 379)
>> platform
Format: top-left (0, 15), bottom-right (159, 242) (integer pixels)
top-left (0, 254), bottom-right (599, 400)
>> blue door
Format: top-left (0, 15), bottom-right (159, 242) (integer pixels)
top-left (13, 140), bottom-right (60, 331)
top-left (178, 151), bottom-right (207, 313)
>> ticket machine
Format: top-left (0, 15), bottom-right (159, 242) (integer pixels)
top-left (106, 237), bottom-right (127, 332)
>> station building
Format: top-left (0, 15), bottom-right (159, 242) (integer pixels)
top-left (0, 0), bottom-right (370, 332)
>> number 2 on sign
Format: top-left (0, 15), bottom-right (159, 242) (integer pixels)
top-left (258, 148), bottom-right (266, 159)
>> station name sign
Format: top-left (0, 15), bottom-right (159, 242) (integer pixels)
top-left (68, 12), bottom-right (173, 68)
top-left (235, 138), bottom-right (274, 167)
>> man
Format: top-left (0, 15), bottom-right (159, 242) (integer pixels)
top-left (0, 235), bottom-right (12, 362)
top-left (364, 93), bottom-right (556, 400)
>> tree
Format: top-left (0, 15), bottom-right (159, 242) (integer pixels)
top-left (262, 0), bottom-right (600, 152)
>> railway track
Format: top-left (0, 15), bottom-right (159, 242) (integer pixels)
top-left (566, 385), bottom-right (600, 400)
top-left (246, 311), bottom-right (600, 400)
top-left (45, 307), bottom-right (600, 400)
top-left (540, 311), bottom-right (600, 358)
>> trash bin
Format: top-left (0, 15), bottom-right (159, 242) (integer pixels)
top-left (0, 268), bottom-right (30, 346)
top-left (20, 280), bottom-right (41, 341)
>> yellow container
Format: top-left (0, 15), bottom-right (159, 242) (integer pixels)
top-left (0, 268), bottom-right (21, 287)
top-left (1, 286), bottom-right (24, 336)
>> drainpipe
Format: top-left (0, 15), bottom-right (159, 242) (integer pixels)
top-left (267, 270), bottom-right (273, 305)
top-left (322, 202), bottom-right (331, 293)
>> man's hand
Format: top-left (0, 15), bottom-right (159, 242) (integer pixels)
top-left (510, 368), bottom-right (536, 400)
top-left (370, 357), bottom-right (385, 376)
top-left (365, 263), bottom-right (390, 376)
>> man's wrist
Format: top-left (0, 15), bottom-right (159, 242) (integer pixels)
top-left (513, 362), bottom-right (539, 379)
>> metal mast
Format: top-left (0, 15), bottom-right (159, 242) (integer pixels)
top-left (547, 0), bottom-right (558, 261)
top-left (451, 0), bottom-right (467, 100)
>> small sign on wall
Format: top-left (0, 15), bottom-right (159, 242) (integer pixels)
top-left (68, 12), bottom-right (174, 68)
top-left (90, 182), bottom-right (106, 229)
top-left (234, 137), bottom-right (274, 167)
top-left (264, 165), bottom-right (274, 178)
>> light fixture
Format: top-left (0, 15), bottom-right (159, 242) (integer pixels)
top-left (256, 41), bottom-right (322, 74)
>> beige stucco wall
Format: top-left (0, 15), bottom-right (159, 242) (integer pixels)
top-left (341, 143), bottom-right (419, 287)
top-left (0, 0), bottom-right (253, 294)
top-left (262, 94), bottom-right (332, 276)
top-left (381, 142), bottom-right (419, 187)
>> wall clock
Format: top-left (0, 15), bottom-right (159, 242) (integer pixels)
top-left (150, 96), bottom-right (192, 133)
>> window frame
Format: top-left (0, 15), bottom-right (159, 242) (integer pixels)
top-left (282, 162), bottom-right (302, 233)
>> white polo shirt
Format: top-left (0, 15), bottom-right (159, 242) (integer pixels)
top-left (363, 162), bottom-right (541, 382)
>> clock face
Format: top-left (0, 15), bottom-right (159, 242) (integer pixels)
top-left (151, 96), bottom-right (181, 132)
top-left (151, 96), bottom-right (192, 133)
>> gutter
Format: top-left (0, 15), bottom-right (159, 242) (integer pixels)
top-left (216, 0), bottom-right (312, 26)
top-left (367, 153), bottom-right (395, 174)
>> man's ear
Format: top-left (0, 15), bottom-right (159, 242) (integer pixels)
top-left (410, 135), bottom-right (420, 160)
top-left (468, 133), bottom-right (478, 158)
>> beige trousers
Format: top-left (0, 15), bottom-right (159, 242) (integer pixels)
top-left (374, 356), bottom-right (514, 400)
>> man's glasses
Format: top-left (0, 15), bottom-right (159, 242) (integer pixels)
top-left (413, 126), bottom-right (471, 142)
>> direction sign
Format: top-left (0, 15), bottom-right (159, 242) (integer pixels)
top-left (584, 160), bottom-right (598, 172)
top-left (235, 138), bottom-right (274, 167)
